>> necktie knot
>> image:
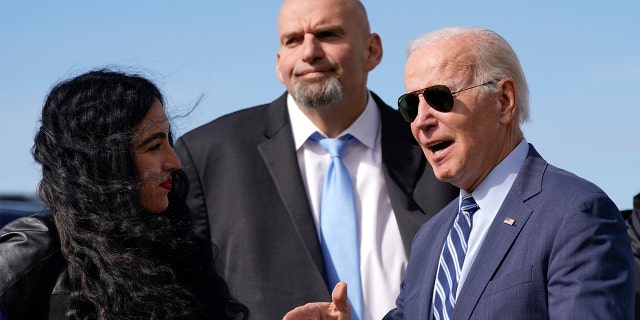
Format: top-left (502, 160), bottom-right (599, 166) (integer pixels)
top-left (310, 132), bottom-right (354, 158)
top-left (460, 194), bottom-right (479, 217)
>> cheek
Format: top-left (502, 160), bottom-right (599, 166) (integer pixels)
top-left (137, 171), bottom-right (154, 201)
top-left (137, 170), bottom-right (166, 213)
top-left (138, 169), bottom-right (152, 189)
top-left (466, 115), bottom-right (499, 150)
top-left (410, 125), bottom-right (420, 143)
top-left (277, 52), bottom-right (295, 73)
top-left (340, 56), bottom-right (363, 80)
top-left (276, 57), bottom-right (286, 80)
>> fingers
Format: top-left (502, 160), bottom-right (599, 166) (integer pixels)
top-left (282, 302), bottom-right (333, 320)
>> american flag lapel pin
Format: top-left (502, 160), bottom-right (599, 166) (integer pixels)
top-left (503, 217), bottom-right (515, 226)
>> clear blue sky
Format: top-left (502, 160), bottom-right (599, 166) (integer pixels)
top-left (1, 1), bottom-right (638, 210)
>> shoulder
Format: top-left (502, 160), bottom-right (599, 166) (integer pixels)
top-left (0, 213), bottom-right (63, 293)
top-left (521, 145), bottom-right (615, 211)
top-left (543, 163), bottom-right (614, 209)
top-left (178, 93), bottom-right (288, 145)
top-left (372, 91), bottom-right (404, 126)
top-left (371, 91), bottom-right (416, 143)
top-left (0, 212), bottom-right (59, 247)
top-left (0, 213), bottom-right (67, 319)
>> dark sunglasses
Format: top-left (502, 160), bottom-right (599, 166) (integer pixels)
top-left (397, 79), bottom-right (500, 122)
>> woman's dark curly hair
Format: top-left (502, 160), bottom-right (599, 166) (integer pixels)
top-left (32, 69), bottom-right (248, 320)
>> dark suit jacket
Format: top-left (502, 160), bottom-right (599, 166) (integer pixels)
top-left (384, 144), bottom-right (635, 320)
top-left (623, 193), bottom-right (640, 320)
top-left (175, 92), bottom-right (458, 319)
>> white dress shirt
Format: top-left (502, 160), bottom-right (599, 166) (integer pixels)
top-left (457, 138), bottom-right (529, 294)
top-left (288, 92), bottom-right (406, 320)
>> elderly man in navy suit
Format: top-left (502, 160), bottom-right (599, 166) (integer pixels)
top-left (284, 26), bottom-right (635, 320)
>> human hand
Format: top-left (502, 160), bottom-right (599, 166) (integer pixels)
top-left (282, 282), bottom-right (351, 320)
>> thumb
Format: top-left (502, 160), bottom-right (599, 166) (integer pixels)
top-left (331, 282), bottom-right (350, 315)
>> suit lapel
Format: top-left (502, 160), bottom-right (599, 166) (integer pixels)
top-left (256, 94), bottom-right (326, 275)
top-left (453, 197), bottom-right (533, 319)
top-left (375, 93), bottom-right (431, 254)
top-left (453, 145), bottom-right (546, 319)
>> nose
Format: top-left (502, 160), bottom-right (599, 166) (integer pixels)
top-left (301, 35), bottom-right (324, 63)
top-left (164, 146), bottom-right (181, 172)
top-left (413, 97), bottom-right (438, 129)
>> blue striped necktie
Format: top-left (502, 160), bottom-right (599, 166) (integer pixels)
top-left (310, 132), bottom-right (363, 320)
top-left (433, 194), bottom-right (479, 320)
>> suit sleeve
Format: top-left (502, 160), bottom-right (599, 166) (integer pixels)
top-left (382, 284), bottom-right (406, 320)
top-left (175, 137), bottom-right (212, 243)
top-left (547, 191), bottom-right (635, 319)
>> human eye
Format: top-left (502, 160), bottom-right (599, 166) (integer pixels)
top-left (284, 36), bottom-right (301, 47)
top-left (136, 132), bottom-right (167, 153)
top-left (315, 28), bottom-right (343, 42)
top-left (147, 142), bottom-right (161, 152)
top-left (316, 31), bottom-right (337, 39)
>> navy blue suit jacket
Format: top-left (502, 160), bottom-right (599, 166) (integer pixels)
top-left (384, 144), bottom-right (635, 320)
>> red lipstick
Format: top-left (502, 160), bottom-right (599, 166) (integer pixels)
top-left (160, 178), bottom-right (172, 190)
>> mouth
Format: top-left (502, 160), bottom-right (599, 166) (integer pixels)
top-left (427, 140), bottom-right (453, 155)
top-left (159, 178), bottom-right (172, 190)
top-left (296, 67), bottom-right (334, 77)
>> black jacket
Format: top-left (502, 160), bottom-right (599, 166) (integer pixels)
top-left (0, 213), bottom-right (69, 320)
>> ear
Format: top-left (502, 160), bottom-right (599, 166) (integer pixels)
top-left (276, 51), bottom-right (285, 84)
top-left (364, 33), bottom-right (383, 72)
top-left (497, 78), bottom-right (517, 125)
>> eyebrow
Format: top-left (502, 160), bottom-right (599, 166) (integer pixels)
top-left (280, 29), bottom-right (304, 44)
top-left (280, 25), bottom-right (345, 43)
top-left (136, 132), bottom-right (167, 148)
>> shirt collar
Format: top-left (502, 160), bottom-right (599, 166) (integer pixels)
top-left (461, 138), bottom-right (529, 211)
top-left (287, 91), bottom-right (379, 149)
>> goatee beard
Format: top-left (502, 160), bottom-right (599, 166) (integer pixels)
top-left (292, 75), bottom-right (342, 109)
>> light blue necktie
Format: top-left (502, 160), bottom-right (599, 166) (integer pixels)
top-left (310, 132), bottom-right (363, 320)
top-left (433, 194), bottom-right (479, 320)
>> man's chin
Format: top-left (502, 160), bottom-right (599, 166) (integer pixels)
top-left (292, 76), bottom-right (342, 109)
top-left (296, 75), bottom-right (332, 86)
top-left (431, 166), bottom-right (454, 184)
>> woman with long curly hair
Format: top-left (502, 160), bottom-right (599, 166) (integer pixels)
top-left (0, 69), bottom-right (249, 320)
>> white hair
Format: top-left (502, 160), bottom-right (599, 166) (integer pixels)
top-left (407, 26), bottom-right (530, 123)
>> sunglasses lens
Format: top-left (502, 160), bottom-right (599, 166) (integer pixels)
top-left (398, 93), bottom-right (419, 122)
top-left (398, 85), bottom-right (455, 122)
top-left (423, 85), bottom-right (454, 113)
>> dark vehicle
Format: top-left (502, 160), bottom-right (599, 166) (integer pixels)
top-left (0, 194), bottom-right (46, 229)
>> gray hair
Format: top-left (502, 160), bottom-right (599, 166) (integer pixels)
top-left (407, 27), bottom-right (530, 123)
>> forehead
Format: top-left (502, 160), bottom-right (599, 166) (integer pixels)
top-left (404, 40), bottom-right (475, 91)
top-left (134, 100), bottom-right (169, 137)
top-left (277, 0), bottom-right (365, 36)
